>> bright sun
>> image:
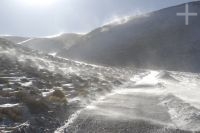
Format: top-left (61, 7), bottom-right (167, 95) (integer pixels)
top-left (20, 0), bottom-right (57, 7)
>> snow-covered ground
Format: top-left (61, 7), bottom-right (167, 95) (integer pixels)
top-left (0, 103), bottom-right (19, 108)
top-left (1, 38), bottom-right (200, 133)
top-left (55, 70), bottom-right (200, 133)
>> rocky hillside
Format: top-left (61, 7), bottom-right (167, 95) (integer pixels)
top-left (0, 38), bottom-right (132, 133)
top-left (58, 1), bottom-right (200, 72)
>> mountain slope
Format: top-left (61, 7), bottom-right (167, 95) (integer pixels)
top-left (0, 36), bottom-right (29, 44)
top-left (2, 33), bottom-right (82, 54)
top-left (59, 1), bottom-right (200, 72)
top-left (0, 38), bottom-right (128, 132)
top-left (21, 33), bottom-right (82, 54)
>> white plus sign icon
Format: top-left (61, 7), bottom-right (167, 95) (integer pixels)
top-left (176, 3), bottom-right (198, 25)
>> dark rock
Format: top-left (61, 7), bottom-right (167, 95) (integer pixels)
top-left (0, 78), bottom-right (9, 84)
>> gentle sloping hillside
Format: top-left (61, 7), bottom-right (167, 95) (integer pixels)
top-left (0, 36), bottom-right (29, 44)
top-left (58, 1), bottom-right (200, 72)
top-left (2, 33), bottom-right (82, 54)
top-left (20, 33), bottom-right (82, 54)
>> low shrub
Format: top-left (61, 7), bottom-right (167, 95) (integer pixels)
top-left (47, 90), bottom-right (67, 104)
top-left (16, 91), bottom-right (49, 114)
top-left (0, 107), bottom-right (22, 122)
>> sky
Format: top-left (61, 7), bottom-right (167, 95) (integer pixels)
top-left (0, 0), bottom-right (196, 37)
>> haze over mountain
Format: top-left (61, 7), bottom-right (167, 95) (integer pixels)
top-left (1, 36), bottom-right (29, 44)
top-left (20, 33), bottom-right (82, 54)
top-left (1, 33), bottom-right (82, 54)
top-left (56, 1), bottom-right (200, 72)
top-left (0, 0), bottom-right (193, 37)
top-left (1, 1), bottom-right (200, 133)
top-left (2, 1), bottom-right (200, 73)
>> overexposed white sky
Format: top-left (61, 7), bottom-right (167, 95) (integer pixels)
top-left (0, 0), bottom-right (196, 37)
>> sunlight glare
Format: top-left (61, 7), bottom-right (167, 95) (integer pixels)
top-left (19, 0), bottom-right (57, 7)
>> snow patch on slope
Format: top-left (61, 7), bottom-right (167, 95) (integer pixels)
top-left (103, 15), bottom-right (132, 26)
top-left (103, 10), bottom-right (149, 26)
top-left (129, 70), bottom-right (200, 131)
top-left (17, 38), bottom-right (33, 45)
top-left (0, 103), bottom-right (19, 108)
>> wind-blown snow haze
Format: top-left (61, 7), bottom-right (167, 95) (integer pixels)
top-left (0, 0), bottom-right (200, 133)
